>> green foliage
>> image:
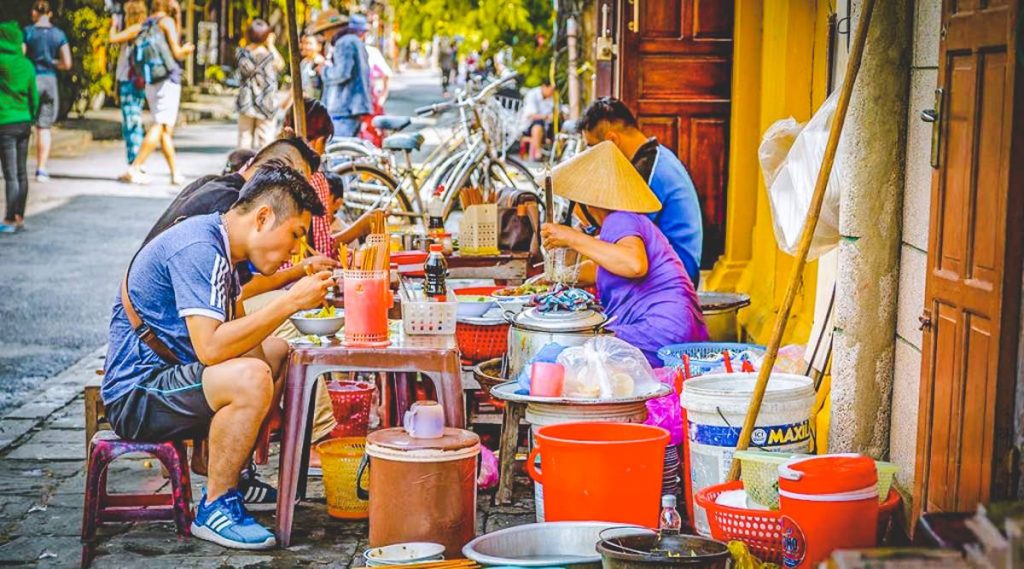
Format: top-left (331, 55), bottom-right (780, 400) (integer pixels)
top-left (393, 0), bottom-right (554, 87)
top-left (66, 6), bottom-right (115, 112)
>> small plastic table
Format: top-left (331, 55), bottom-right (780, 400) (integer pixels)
top-left (274, 332), bottom-right (463, 547)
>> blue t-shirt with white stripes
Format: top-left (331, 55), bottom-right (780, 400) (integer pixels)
top-left (103, 213), bottom-right (240, 404)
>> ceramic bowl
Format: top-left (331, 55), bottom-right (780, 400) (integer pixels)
top-left (289, 309), bottom-right (345, 336)
top-left (363, 542), bottom-right (445, 566)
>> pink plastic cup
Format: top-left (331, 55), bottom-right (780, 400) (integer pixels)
top-left (531, 362), bottom-right (566, 397)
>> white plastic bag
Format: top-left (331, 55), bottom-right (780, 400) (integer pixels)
top-left (556, 337), bottom-right (658, 399)
top-left (762, 89), bottom-right (845, 260)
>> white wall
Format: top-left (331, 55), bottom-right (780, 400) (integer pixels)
top-left (889, 0), bottom-right (941, 495)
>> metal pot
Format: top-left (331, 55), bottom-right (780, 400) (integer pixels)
top-left (506, 307), bottom-right (609, 379)
top-left (596, 531), bottom-right (731, 569)
top-left (698, 292), bottom-right (751, 342)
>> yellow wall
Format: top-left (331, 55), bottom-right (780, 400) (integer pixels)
top-left (706, 0), bottom-right (833, 346)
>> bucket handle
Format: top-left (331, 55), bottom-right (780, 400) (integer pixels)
top-left (526, 446), bottom-right (542, 483)
top-left (778, 453), bottom-right (863, 481)
top-left (356, 454), bottom-right (370, 500)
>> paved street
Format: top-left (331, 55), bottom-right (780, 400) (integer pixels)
top-left (0, 69), bottom-right (539, 568)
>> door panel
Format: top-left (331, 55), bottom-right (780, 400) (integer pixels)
top-left (618, 0), bottom-right (733, 269)
top-left (914, 0), bottom-right (1021, 521)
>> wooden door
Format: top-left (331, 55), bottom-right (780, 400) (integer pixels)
top-left (617, 0), bottom-right (733, 268)
top-left (914, 0), bottom-right (1022, 519)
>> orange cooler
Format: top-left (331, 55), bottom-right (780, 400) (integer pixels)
top-left (342, 269), bottom-right (392, 347)
top-left (778, 454), bottom-right (879, 568)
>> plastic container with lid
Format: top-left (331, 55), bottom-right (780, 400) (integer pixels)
top-left (777, 454), bottom-right (879, 568)
top-left (362, 427), bottom-right (480, 559)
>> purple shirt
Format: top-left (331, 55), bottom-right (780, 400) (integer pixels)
top-left (596, 211), bottom-right (708, 366)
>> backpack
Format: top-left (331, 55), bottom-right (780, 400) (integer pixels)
top-left (131, 19), bottom-right (175, 84)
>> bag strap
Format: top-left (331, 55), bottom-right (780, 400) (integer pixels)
top-left (120, 249), bottom-right (182, 366)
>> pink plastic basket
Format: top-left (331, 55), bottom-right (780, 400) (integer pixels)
top-left (327, 380), bottom-right (375, 438)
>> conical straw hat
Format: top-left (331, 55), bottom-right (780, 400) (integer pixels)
top-left (548, 141), bottom-right (662, 213)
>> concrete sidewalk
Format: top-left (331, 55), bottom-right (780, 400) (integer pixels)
top-left (0, 350), bottom-right (536, 567)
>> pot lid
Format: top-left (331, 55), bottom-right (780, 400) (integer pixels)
top-left (698, 291), bottom-right (751, 311)
top-left (512, 307), bottom-right (608, 332)
top-left (367, 427), bottom-right (480, 453)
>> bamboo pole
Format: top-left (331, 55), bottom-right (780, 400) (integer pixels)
top-left (284, 0), bottom-right (307, 138)
top-left (726, 0), bottom-right (877, 482)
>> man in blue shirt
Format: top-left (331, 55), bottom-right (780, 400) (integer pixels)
top-left (104, 167), bottom-right (331, 549)
top-left (22, 0), bottom-right (71, 182)
top-left (579, 97), bottom-right (704, 287)
top-left (311, 10), bottom-right (372, 138)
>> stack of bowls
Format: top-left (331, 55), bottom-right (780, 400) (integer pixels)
top-left (363, 543), bottom-right (445, 567)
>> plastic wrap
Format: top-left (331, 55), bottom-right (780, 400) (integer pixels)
top-left (646, 368), bottom-right (684, 446)
top-left (761, 89), bottom-right (845, 260)
top-left (557, 337), bottom-right (658, 399)
top-left (477, 446), bottom-right (499, 489)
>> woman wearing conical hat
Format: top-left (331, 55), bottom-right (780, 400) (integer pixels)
top-left (541, 141), bottom-right (708, 366)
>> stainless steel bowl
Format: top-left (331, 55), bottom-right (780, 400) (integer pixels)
top-left (463, 522), bottom-right (632, 568)
top-left (289, 310), bottom-right (345, 336)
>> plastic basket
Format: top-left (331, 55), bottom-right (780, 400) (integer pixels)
top-left (657, 342), bottom-right (765, 378)
top-left (695, 480), bottom-right (902, 564)
top-left (327, 380), bottom-right (375, 438)
top-left (456, 321), bottom-right (509, 362)
top-left (402, 289), bottom-right (458, 335)
top-left (458, 204), bottom-right (500, 256)
top-left (735, 449), bottom-right (900, 510)
top-left (318, 437), bottom-right (369, 519)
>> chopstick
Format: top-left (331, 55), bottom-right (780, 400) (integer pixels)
top-left (383, 561), bottom-right (479, 569)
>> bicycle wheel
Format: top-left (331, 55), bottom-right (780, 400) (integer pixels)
top-left (330, 162), bottom-right (420, 228)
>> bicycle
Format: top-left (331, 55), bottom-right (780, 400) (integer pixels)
top-left (329, 73), bottom-right (541, 228)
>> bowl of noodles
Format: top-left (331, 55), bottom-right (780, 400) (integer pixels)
top-left (290, 305), bottom-right (345, 336)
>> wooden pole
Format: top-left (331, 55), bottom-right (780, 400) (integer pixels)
top-left (284, 0), bottom-right (307, 138)
top-left (726, 0), bottom-right (877, 482)
top-left (184, 0), bottom-right (195, 86)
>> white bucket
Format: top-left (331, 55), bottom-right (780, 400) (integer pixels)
top-left (680, 372), bottom-right (815, 535)
top-left (526, 401), bottom-right (649, 522)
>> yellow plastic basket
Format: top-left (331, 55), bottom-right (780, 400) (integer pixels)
top-left (317, 437), bottom-right (369, 519)
top-left (735, 449), bottom-right (899, 510)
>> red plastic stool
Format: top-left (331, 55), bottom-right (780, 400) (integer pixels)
top-left (81, 431), bottom-right (193, 559)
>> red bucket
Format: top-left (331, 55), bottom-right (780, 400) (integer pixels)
top-left (327, 380), bottom-right (375, 438)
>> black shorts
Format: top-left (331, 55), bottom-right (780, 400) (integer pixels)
top-left (106, 362), bottom-right (215, 442)
top-left (523, 119), bottom-right (553, 138)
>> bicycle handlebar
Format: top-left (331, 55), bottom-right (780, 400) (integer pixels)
top-left (415, 73), bottom-right (521, 117)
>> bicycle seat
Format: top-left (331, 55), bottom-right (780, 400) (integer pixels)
top-left (382, 133), bottom-right (425, 152)
top-left (561, 119), bottom-right (580, 134)
top-left (372, 115), bottom-right (412, 132)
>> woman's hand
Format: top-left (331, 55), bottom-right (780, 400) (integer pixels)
top-left (541, 223), bottom-right (580, 249)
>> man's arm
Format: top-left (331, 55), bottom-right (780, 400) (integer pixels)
top-left (322, 41), bottom-right (355, 85)
top-left (187, 272), bottom-right (332, 365)
top-left (158, 17), bottom-right (194, 61)
top-left (240, 255), bottom-right (338, 300)
top-left (56, 42), bottom-right (72, 71)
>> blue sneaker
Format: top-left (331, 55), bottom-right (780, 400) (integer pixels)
top-left (0, 224), bottom-right (16, 234)
top-left (238, 465), bottom-right (278, 511)
top-left (191, 489), bottom-right (276, 550)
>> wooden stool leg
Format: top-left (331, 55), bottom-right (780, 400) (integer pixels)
top-left (495, 401), bottom-right (526, 505)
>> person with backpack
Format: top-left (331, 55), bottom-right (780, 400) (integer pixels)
top-left (0, 20), bottom-right (39, 234)
top-left (117, 0), bottom-right (194, 186)
top-left (109, 0), bottom-right (149, 168)
top-left (22, 1), bottom-right (70, 183)
top-left (235, 19), bottom-right (285, 150)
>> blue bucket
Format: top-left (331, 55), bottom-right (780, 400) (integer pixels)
top-left (657, 342), bottom-right (765, 377)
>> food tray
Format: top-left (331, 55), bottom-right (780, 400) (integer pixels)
top-left (489, 381), bottom-right (671, 405)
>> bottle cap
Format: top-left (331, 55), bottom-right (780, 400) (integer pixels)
top-left (661, 495), bottom-right (676, 508)
top-left (429, 244), bottom-right (444, 253)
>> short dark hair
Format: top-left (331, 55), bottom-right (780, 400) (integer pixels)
top-left (579, 97), bottom-right (639, 134)
top-left (247, 19), bottom-right (272, 45)
top-left (323, 171), bottom-right (345, 201)
top-left (251, 138), bottom-right (320, 172)
top-left (224, 148), bottom-right (257, 174)
top-left (232, 166), bottom-right (325, 222)
top-left (283, 98), bottom-right (334, 143)
top-left (32, 0), bottom-right (51, 14)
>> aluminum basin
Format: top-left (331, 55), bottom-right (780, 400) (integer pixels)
top-left (464, 522), bottom-right (631, 568)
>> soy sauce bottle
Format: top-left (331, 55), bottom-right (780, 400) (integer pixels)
top-left (424, 244), bottom-right (448, 300)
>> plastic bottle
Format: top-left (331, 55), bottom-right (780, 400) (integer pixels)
top-left (658, 494), bottom-right (682, 535)
top-left (423, 244), bottom-right (448, 299)
top-left (428, 186), bottom-right (445, 236)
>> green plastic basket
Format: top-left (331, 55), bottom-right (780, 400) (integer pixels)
top-left (735, 450), bottom-right (899, 510)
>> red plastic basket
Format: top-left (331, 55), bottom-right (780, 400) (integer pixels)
top-left (694, 480), bottom-right (902, 564)
top-left (456, 321), bottom-right (509, 363)
top-left (327, 380), bottom-right (375, 438)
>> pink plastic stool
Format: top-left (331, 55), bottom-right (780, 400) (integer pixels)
top-left (81, 431), bottom-right (193, 565)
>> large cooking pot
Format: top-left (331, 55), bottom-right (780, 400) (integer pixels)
top-left (506, 307), bottom-right (610, 379)
top-left (698, 292), bottom-right (751, 342)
